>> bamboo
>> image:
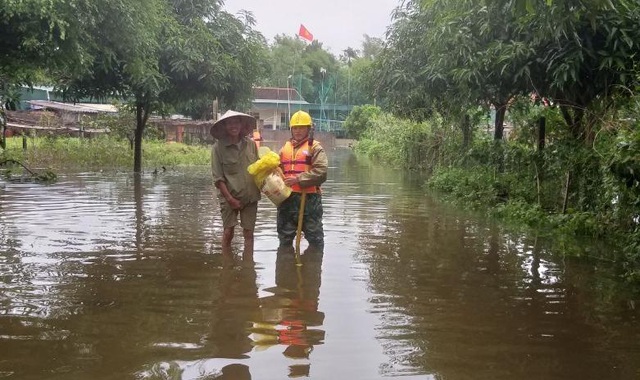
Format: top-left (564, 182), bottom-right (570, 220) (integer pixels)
top-left (294, 191), bottom-right (307, 266)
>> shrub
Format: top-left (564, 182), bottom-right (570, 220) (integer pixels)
top-left (343, 105), bottom-right (382, 139)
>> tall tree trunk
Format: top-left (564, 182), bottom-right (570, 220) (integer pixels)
top-left (535, 117), bottom-right (546, 204)
top-left (562, 170), bottom-right (571, 214)
top-left (0, 105), bottom-right (7, 150)
top-left (462, 114), bottom-right (471, 150)
top-left (493, 103), bottom-right (507, 140)
top-left (134, 101), bottom-right (151, 173)
top-left (537, 116), bottom-right (546, 151)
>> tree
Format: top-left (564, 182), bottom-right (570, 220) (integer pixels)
top-left (260, 35), bottom-right (340, 105)
top-left (377, 0), bottom-right (535, 140)
top-left (0, 0), bottom-right (90, 149)
top-left (361, 34), bottom-right (384, 60)
top-left (262, 35), bottom-right (307, 87)
top-left (59, 0), bottom-right (266, 172)
top-left (343, 104), bottom-right (382, 139)
top-left (518, 0), bottom-right (640, 143)
top-left (176, 9), bottom-right (269, 119)
top-left (300, 41), bottom-right (339, 104)
top-left (377, 0), bottom-right (640, 145)
top-left (340, 48), bottom-right (358, 106)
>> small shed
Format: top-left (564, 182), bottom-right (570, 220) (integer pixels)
top-left (28, 100), bottom-right (117, 125)
top-left (5, 100), bottom-right (115, 137)
top-left (148, 118), bottom-right (214, 144)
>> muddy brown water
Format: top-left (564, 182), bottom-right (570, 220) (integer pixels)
top-left (1, 146), bottom-right (639, 379)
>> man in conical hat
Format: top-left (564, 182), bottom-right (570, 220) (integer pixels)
top-left (210, 110), bottom-right (261, 261)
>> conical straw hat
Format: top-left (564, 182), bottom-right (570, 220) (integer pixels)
top-left (210, 110), bottom-right (256, 139)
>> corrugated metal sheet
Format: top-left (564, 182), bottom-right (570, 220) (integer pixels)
top-left (253, 87), bottom-right (307, 102)
top-left (28, 100), bottom-right (117, 114)
top-left (253, 99), bottom-right (309, 105)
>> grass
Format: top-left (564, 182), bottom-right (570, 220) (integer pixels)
top-left (2, 136), bottom-right (211, 171)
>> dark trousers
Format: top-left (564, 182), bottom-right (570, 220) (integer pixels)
top-left (277, 192), bottom-right (324, 248)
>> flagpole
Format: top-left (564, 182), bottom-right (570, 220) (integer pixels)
top-left (294, 24), bottom-right (313, 120)
top-left (290, 41), bottom-right (298, 126)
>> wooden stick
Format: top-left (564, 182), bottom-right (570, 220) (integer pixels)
top-left (294, 191), bottom-right (307, 266)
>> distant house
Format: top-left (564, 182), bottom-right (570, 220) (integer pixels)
top-left (17, 86), bottom-right (63, 109)
top-left (5, 100), bottom-right (115, 137)
top-left (250, 87), bottom-right (310, 130)
top-left (248, 86), bottom-right (352, 136)
top-left (8, 85), bottom-right (350, 141)
top-left (28, 100), bottom-right (117, 123)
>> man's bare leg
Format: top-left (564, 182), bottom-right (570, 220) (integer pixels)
top-left (242, 228), bottom-right (254, 263)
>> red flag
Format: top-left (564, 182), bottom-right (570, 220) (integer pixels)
top-left (298, 24), bottom-right (313, 42)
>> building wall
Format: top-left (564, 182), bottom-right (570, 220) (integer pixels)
top-left (251, 107), bottom-right (289, 130)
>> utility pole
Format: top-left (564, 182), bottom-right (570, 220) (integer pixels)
top-left (287, 75), bottom-right (292, 126)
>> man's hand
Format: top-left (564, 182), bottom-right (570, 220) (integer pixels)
top-left (284, 176), bottom-right (299, 187)
top-left (227, 196), bottom-right (242, 210)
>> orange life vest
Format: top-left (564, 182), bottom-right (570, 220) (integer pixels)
top-left (280, 140), bottom-right (319, 193)
top-left (252, 130), bottom-right (262, 148)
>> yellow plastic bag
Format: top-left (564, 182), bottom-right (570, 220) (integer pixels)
top-left (248, 149), bottom-right (281, 187)
top-left (247, 147), bottom-right (292, 206)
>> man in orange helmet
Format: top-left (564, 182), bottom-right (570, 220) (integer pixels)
top-left (277, 111), bottom-right (328, 252)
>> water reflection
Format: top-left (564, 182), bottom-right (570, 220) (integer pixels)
top-left (251, 248), bottom-right (325, 378)
top-left (1, 150), bottom-right (640, 380)
top-left (215, 363), bottom-right (251, 379)
top-left (134, 174), bottom-right (144, 252)
top-left (208, 257), bottom-right (259, 359)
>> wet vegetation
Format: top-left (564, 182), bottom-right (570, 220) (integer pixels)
top-left (2, 0), bottom-right (640, 281)
top-left (351, 0), bottom-right (640, 282)
top-left (355, 100), bottom-right (640, 281)
top-left (1, 135), bottom-right (210, 172)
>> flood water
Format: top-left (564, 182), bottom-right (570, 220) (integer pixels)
top-left (1, 146), bottom-right (639, 380)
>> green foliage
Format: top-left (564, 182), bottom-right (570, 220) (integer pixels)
top-left (142, 140), bottom-right (210, 167)
top-left (356, 90), bottom-right (640, 281)
top-left (2, 136), bottom-right (209, 171)
top-left (257, 33), bottom-right (380, 107)
top-left (263, 36), bottom-right (339, 104)
top-left (343, 105), bottom-right (382, 139)
top-left (428, 167), bottom-right (502, 209)
top-left (491, 200), bottom-right (548, 228)
top-left (2, 0), bottom-right (267, 172)
top-left (376, 0), bottom-right (532, 131)
top-left (376, 0), bottom-right (640, 143)
top-left (356, 110), bottom-right (460, 171)
top-left (82, 111), bottom-right (136, 141)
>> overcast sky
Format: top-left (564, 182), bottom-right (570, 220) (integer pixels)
top-left (224, 0), bottom-right (399, 55)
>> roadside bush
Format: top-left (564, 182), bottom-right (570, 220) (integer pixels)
top-left (343, 104), bottom-right (382, 139)
top-left (356, 111), bottom-right (459, 171)
top-left (427, 167), bottom-right (499, 208)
